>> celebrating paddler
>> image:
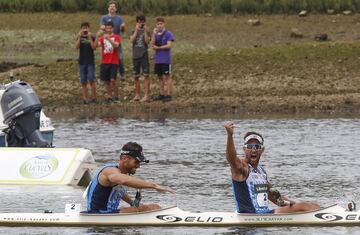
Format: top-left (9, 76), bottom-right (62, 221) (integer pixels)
top-left (86, 142), bottom-right (175, 213)
top-left (224, 121), bottom-right (320, 213)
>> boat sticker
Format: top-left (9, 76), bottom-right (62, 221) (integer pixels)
top-left (157, 215), bottom-right (223, 223)
top-left (156, 215), bottom-right (182, 222)
top-left (314, 213), bottom-right (343, 221)
top-left (19, 155), bottom-right (59, 179)
top-left (243, 216), bottom-right (292, 222)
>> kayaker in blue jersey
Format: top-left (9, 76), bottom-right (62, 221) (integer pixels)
top-left (87, 142), bottom-right (175, 213)
top-left (224, 121), bottom-right (320, 214)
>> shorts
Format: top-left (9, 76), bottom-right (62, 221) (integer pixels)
top-left (79, 64), bottom-right (95, 84)
top-left (86, 209), bottom-right (120, 214)
top-left (236, 209), bottom-right (275, 214)
top-left (133, 55), bottom-right (150, 77)
top-left (155, 64), bottom-right (171, 76)
top-left (100, 64), bottom-right (118, 81)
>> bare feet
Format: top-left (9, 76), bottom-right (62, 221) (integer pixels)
top-left (133, 95), bottom-right (140, 102)
top-left (140, 96), bottom-right (150, 102)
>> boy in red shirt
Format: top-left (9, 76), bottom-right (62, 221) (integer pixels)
top-left (95, 21), bottom-right (121, 103)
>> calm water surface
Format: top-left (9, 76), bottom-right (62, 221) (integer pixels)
top-left (0, 117), bottom-right (359, 235)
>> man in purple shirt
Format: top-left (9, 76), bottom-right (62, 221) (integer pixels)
top-left (100, 0), bottom-right (126, 83)
top-left (150, 17), bottom-right (175, 102)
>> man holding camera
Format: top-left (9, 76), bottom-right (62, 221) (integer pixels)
top-left (100, 0), bottom-right (126, 81)
top-left (130, 14), bottom-right (151, 102)
top-left (76, 22), bottom-right (97, 105)
top-left (150, 17), bottom-right (175, 102)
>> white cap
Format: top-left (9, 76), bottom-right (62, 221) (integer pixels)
top-left (244, 134), bottom-right (263, 145)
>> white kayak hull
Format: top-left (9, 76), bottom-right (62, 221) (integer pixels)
top-left (1, 205), bottom-right (360, 227)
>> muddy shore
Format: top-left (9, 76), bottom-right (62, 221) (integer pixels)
top-left (2, 47), bottom-right (360, 119)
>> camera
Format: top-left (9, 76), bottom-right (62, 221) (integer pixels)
top-left (140, 23), bottom-right (145, 29)
top-left (83, 30), bottom-right (88, 36)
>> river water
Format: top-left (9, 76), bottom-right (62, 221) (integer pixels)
top-left (1, 116), bottom-right (360, 234)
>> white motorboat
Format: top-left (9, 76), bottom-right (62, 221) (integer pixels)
top-left (0, 81), bottom-right (54, 147)
top-left (0, 80), bottom-right (95, 186)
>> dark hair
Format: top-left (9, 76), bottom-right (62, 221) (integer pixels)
top-left (244, 131), bottom-right (264, 143)
top-left (108, 0), bottom-right (117, 7)
top-left (156, 16), bottom-right (165, 23)
top-left (105, 21), bottom-right (114, 27)
top-left (136, 14), bottom-right (146, 22)
top-left (122, 142), bottom-right (143, 152)
top-left (80, 22), bottom-right (90, 28)
top-left (120, 142), bottom-right (149, 163)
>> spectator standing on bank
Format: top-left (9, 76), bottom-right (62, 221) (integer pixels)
top-left (75, 22), bottom-right (97, 104)
top-left (100, 0), bottom-right (126, 80)
top-left (95, 21), bottom-right (121, 103)
top-left (130, 14), bottom-right (151, 102)
top-left (151, 17), bottom-right (174, 102)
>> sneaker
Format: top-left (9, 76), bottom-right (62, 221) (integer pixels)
top-left (83, 100), bottom-right (89, 105)
top-left (153, 95), bottom-right (165, 101)
top-left (112, 96), bottom-right (120, 103)
top-left (105, 98), bottom-right (113, 104)
top-left (89, 99), bottom-right (97, 104)
top-left (162, 95), bottom-right (172, 102)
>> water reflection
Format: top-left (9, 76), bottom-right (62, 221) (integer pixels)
top-left (99, 117), bottom-right (118, 125)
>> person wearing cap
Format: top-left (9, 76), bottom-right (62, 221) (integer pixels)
top-left (86, 142), bottom-right (175, 213)
top-left (224, 121), bottom-right (320, 214)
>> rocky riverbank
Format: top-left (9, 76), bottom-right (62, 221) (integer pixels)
top-left (1, 13), bottom-right (360, 118)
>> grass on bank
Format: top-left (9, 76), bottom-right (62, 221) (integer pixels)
top-left (0, 0), bottom-right (359, 15)
top-left (1, 13), bottom-right (360, 64)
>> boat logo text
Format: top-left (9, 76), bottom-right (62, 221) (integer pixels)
top-left (315, 212), bottom-right (360, 222)
top-left (315, 213), bottom-right (342, 221)
top-left (157, 214), bottom-right (223, 223)
top-left (19, 155), bottom-right (59, 179)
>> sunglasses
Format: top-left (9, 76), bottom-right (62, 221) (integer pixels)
top-left (244, 144), bottom-right (263, 150)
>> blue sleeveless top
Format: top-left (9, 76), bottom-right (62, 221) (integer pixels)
top-left (87, 164), bottom-right (127, 213)
top-left (232, 165), bottom-right (274, 214)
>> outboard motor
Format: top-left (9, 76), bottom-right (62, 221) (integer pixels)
top-left (1, 81), bottom-right (50, 147)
